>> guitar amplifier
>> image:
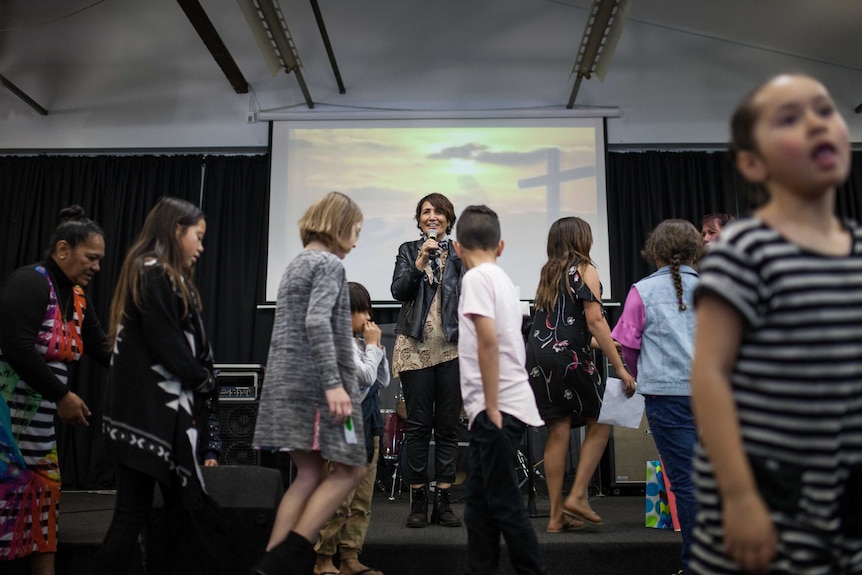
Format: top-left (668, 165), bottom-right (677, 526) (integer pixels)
top-left (216, 363), bottom-right (263, 403)
top-left (608, 410), bottom-right (659, 487)
top-left (215, 364), bottom-right (264, 465)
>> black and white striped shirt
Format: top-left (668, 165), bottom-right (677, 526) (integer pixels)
top-left (691, 217), bottom-right (862, 574)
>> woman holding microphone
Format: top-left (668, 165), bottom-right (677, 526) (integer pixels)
top-left (391, 193), bottom-right (464, 529)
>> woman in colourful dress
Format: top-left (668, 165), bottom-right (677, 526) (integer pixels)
top-left (0, 205), bottom-right (109, 574)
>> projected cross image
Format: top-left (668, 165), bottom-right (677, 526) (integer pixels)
top-left (517, 147), bottom-right (596, 228)
top-left (268, 120), bottom-right (610, 303)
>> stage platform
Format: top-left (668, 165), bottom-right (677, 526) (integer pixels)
top-left (7, 477), bottom-right (683, 575)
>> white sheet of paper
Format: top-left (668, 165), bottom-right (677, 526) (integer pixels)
top-left (597, 377), bottom-right (645, 429)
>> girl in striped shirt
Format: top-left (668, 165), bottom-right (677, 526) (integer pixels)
top-left (690, 75), bottom-right (862, 574)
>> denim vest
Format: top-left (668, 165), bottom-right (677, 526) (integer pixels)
top-left (634, 265), bottom-right (698, 396)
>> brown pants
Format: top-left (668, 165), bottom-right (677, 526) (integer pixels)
top-left (315, 442), bottom-right (379, 560)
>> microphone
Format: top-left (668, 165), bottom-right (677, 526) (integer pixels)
top-left (427, 229), bottom-right (441, 257)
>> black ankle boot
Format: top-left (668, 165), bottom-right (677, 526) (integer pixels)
top-left (406, 486), bottom-right (428, 528)
top-left (431, 487), bottom-right (462, 527)
top-left (250, 531), bottom-right (315, 575)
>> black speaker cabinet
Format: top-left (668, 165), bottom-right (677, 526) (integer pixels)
top-left (220, 403), bottom-right (260, 465)
top-left (215, 364), bottom-right (264, 466)
top-left (608, 410), bottom-right (659, 488)
top-left (148, 465), bottom-right (284, 574)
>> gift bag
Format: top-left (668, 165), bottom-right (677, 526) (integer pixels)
top-left (645, 459), bottom-right (675, 529)
top-left (661, 457), bottom-right (681, 531)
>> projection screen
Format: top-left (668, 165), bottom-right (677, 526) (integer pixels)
top-left (266, 116), bottom-right (610, 303)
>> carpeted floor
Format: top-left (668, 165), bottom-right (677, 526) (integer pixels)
top-left (6, 468), bottom-right (682, 575)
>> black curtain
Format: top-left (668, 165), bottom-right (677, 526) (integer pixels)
top-left (0, 154), bottom-right (273, 489)
top-left (196, 155), bottom-right (270, 363)
top-left (605, 150), bottom-right (862, 306)
top-left (2, 150), bottom-right (860, 488)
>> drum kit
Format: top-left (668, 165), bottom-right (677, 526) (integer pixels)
top-left (380, 404), bottom-right (406, 500)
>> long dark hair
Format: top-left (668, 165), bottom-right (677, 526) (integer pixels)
top-left (109, 197), bottom-right (204, 343)
top-left (534, 217), bottom-right (593, 312)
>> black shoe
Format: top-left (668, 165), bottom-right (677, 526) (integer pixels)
top-left (431, 488), bottom-right (462, 527)
top-left (406, 486), bottom-right (428, 528)
top-left (250, 531), bottom-right (315, 575)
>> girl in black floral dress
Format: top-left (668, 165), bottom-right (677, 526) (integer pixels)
top-left (526, 217), bottom-right (634, 534)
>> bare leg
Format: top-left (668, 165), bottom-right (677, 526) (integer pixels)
top-left (292, 460), bottom-right (367, 543)
top-left (564, 418), bottom-right (610, 524)
top-left (542, 417), bottom-right (575, 532)
top-left (30, 552), bottom-right (55, 575)
top-left (266, 451), bottom-right (328, 550)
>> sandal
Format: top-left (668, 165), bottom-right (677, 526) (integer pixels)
top-left (562, 501), bottom-right (603, 526)
top-left (545, 517), bottom-right (585, 533)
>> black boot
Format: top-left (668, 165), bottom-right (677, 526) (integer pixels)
top-left (250, 531), bottom-right (315, 575)
top-left (431, 487), bottom-right (462, 527)
top-left (406, 486), bottom-right (429, 528)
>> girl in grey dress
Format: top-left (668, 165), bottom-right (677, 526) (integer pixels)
top-left (252, 192), bottom-right (367, 575)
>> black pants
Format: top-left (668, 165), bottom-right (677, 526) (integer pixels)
top-left (465, 412), bottom-right (546, 575)
top-left (400, 358), bottom-right (462, 485)
top-left (93, 463), bottom-right (177, 574)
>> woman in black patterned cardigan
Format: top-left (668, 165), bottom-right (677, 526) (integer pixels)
top-left (95, 197), bottom-right (224, 574)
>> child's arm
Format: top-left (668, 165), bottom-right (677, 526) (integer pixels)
top-left (692, 294), bottom-right (777, 572)
top-left (610, 285), bottom-right (645, 380)
top-left (619, 345), bottom-right (639, 380)
top-left (581, 265), bottom-right (636, 396)
top-left (472, 314), bottom-right (502, 428)
top-left (354, 323), bottom-right (385, 388)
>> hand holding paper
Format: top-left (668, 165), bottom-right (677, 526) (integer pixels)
top-left (597, 377), bottom-right (644, 428)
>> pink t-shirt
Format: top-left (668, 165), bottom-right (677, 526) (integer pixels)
top-left (610, 285), bottom-right (646, 379)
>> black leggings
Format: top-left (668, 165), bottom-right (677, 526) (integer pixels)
top-left (400, 358), bottom-right (462, 485)
top-left (93, 464), bottom-right (175, 574)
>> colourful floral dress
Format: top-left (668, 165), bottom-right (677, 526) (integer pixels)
top-left (526, 265), bottom-right (604, 423)
top-left (0, 266), bottom-right (85, 560)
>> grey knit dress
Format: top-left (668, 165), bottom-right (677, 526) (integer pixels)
top-left (253, 249), bottom-right (366, 467)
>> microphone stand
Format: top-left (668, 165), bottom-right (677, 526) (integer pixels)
top-left (526, 427), bottom-right (538, 516)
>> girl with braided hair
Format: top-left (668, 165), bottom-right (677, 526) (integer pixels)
top-left (611, 218), bottom-right (703, 574)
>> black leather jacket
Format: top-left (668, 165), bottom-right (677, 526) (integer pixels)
top-left (391, 239), bottom-right (462, 343)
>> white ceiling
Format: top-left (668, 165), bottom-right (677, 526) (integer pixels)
top-left (1, 0), bottom-right (860, 146)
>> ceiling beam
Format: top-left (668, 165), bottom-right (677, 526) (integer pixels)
top-left (0, 73), bottom-right (48, 115)
top-left (310, 0), bottom-right (345, 94)
top-left (176, 0), bottom-right (249, 94)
